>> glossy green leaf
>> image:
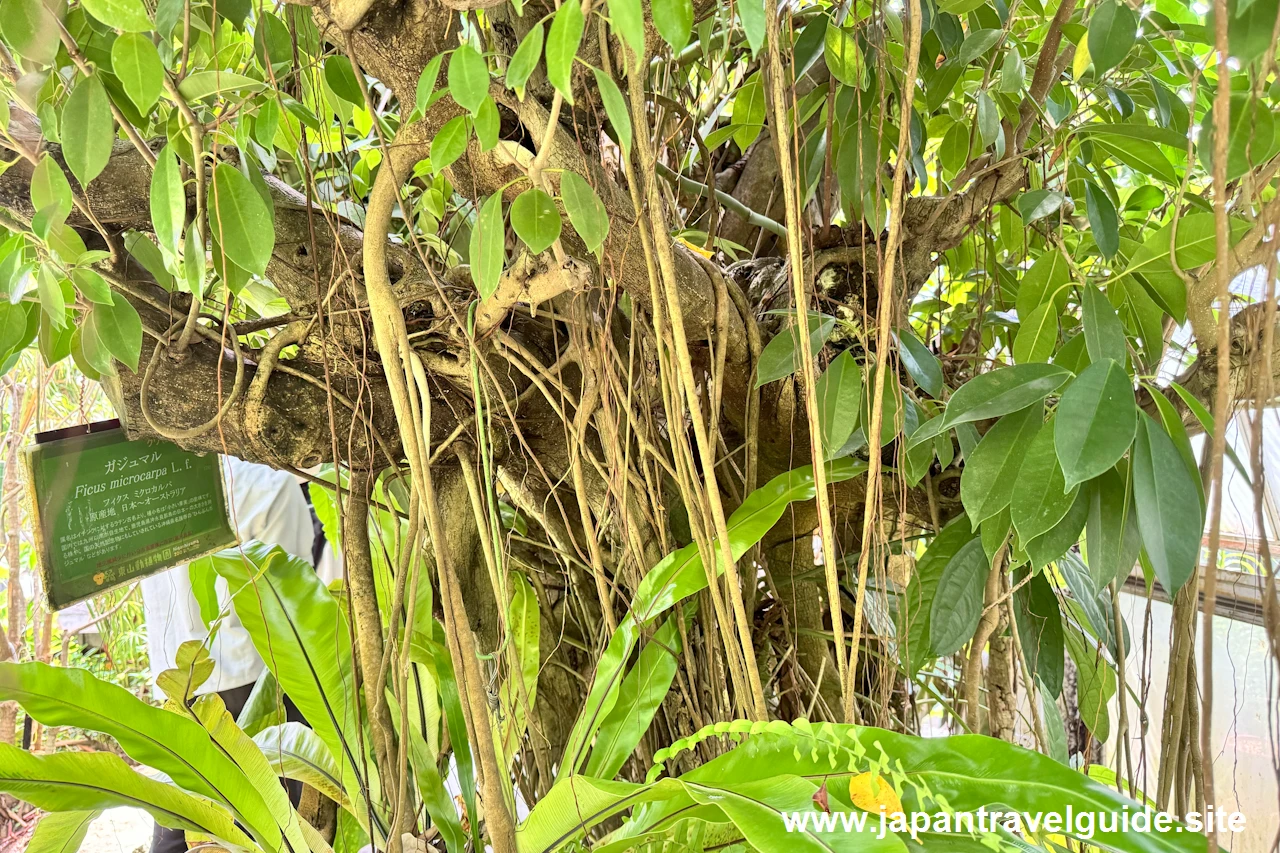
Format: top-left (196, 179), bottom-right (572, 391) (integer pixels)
top-left (1086, 468), bottom-right (1143, 590)
top-left (584, 617), bottom-right (681, 780)
top-left (1131, 413), bottom-right (1202, 595)
top-left (960, 402), bottom-right (1043, 529)
top-left (506, 22), bottom-right (544, 92)
top-left (999, 47), bottom-right (1025, 93)
top-left (86, 294), bottom-right (142, 373)
top-left (470, 191), bottom-right (505, 299)
top-left (111, 33), bottom-right (164, 114)
top-left (898, 515), bottom-right (977, 676)
top-left (928, 538), bottom-right (988, 656)
top-left (1017, 189), bottom-right (1064, 224)
top-left (81, 0), bottom-right (150, 30)
top-left (943, 364), bottom-right (1071, 427)
top-left (176, 71), bottom-right (265, 101)
top-left (449, 44), bottom-right (489, 114)
top-left (430, 115), bottom-right (469, 173)
top-left (1054, 360), bottom-right (1137, 489)
top-left (1084, 181), bottom-right (1119, 258)
top-left (0, 303), bottom-right (26, 357)
top-left (1013, 568), bottom-right (1064, 697)
top-left (652, 0), bottom-right (693, 53)
top-left (150, 144), bottom-right (185, 254)
top-left (824, 24), bottom-right (866, 88)
top-left (253, 722), bottom-right (350, 811)
top-left (208, 163), bottom-right (274, 276)
top-left (35, 265), bottom-right (66, 330)
top-left (732, 74), bottom-right (766, 150)
top-left (208, 542), bottom-right (372, 823)
top-left (1013, 302), bottom-right (1058, 364)
top-left (815, 350), bottom-right (861, 458)
top-left (739, 0), bottom-right (765, 55)
top-left (63, 74), bottom-right (113, 186)
top-left (0, 0), bottom-right (62, 65)
top-left (897, 331), bottom-right (943, 397)
top-left (594, 69), bottom-right (632, 155)
top-left (1065, 629), bottom-right (1116, 742)
top-left (608, 0), bottom-right (646, 68)
top-left (976, 90), bottom-right (998, 147)
top-left (755, 313), bottom-right (836, 387)
top-left (560, 171), bottom-right (609, 254)
top-left (1082, 285), bottom-right (1126, 365)
top-left (1016, 250), bottom-right (1070, 317)
top-left (323, 55), bottom-right (364, 106)
top-left (30, 156), bottom-right (73, 229)
top-left (474, 96), bottom-right (499, 151)
top-left (26, 810), bottom-right (99, 853)
top-left (414, 54), bottom-right (445, 115)
top-left (0, 663), bottom-right (280, 848)
top-left (1087, 0), bottom-right (1137, 75)
top-left (499, 573), bottom-right (541, 766)
top-left (546, 0), bottom-right (584, 102)
top-left (0, 745), bottom-right (255, 848)
top-left (1011, 419), bottom-right (1078, 542)
top-left (956, 28), bottom-right (1002, 66)
top-left (1026, 487), bottom-right (1089, 569)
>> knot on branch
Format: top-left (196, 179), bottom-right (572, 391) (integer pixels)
top-left (474, 252), bottom-right (593, 335)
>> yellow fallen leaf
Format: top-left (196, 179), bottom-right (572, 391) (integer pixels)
top-left (677, 237), bottom-right (714, 259)
top-left (848, 771), bottom-right (904, 816)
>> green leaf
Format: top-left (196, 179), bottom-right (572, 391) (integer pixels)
top-left (0, 301), bottom-right (27, 357)
top-left (956, 28), bottom-right (1002, 66)
top-left (253, 722), bottom-right (350, 810)
top-left (1016, 250), bottom-right (1070, 317)
top-left (560, 459), bottom-right (868, 776)
top-left (82, 0), bottom-right (150, 29)
top-left (1087, 0), bottom-right (1137, 75)
top-left (755, 313), bottom-right (836, 387)
top-left (928, 538), bottom-right (988, 656)
top-left (999, 47), bottom-right (1025, 93)
top-left (510, 188), bottom-right (561, 254)
top-left (1011, 418), bottom-right (1078, 542)
top-left (1054, 360), bottom-right (1137, 490)
top-left (0, 663), bottom-right (280, 848)
top-left (960, 402), bottom-right (1043, 529)
top-left (608, 0), bottom-right (646, 68)
top-left (594, 69), bottom-right (632, 156)
top-left (208, 542), bottom-right (371, 822)
top-left (176, 71), bottom-right (265, 101)
top-left (35, 265), bottom-right (66, 330)
top-left (499, 573), bottom-right (541, 765)
top-left (182, 223), bottom-right (206, 299)
top-left (150, 144), bottom-right (186, 254)
top-left (474, 96), bottom-right (499, 152)
top-left (111, 33), bottom-right (164, 114)
top-left (87, 294), bottom-right (142, 372)
top-left (0, 745), bottom-right (255, 848)
top-left (943, 364), bottom-right (1071, 427)
top-left (0, 0), bottom-right (62, 65)
top-left (1065, 629), bottom-right (1116, 742)
top-left (976, 90), bottom-right (998, 147)
top-left (1084, 181), bottom-right (1118, 259)
top-left (897, 331), bottom-right (943, 397)
top-left (26, 810), bottom-right (100, 853)
top-left (1091, 136), bottom-right (1179, 187)
top-left (1017, 189), bottom-right (1064, 224)
top-left (814, 350), bottom-right (861, 458)
top-left (739, 0), bottom-right (765, 56)
top-left (584, 617), bottom-right (681, 780)
top-left (1086, 468), bottom-right (1143, 590)
top-left (470, 191), bottom-right (505, 299)
top-left (824, 24), bottom-right (866, 88)
top-left (1013, 568), bottom-right (1065, 697)
top-left (559, 171), bottom-right (609, 254)
top-left (30, 156), bottom-right (73, 229)
top-left (1013, 301), bottom-right (1058, 364)
top-left (733, 74), bottom-right (766, 150)
top-left (414, 54), bottom-right (445, 115)
top-left (1082, 285), bottom-right (1126, 364)
top-left (126, 232), bottom-right (176, 290)
top-left (506, 22), bottom-right (544, 92)
top-left (448, 44), bottom-right (489, 114)
top-left (430, 115), bottom-right (469, 174)
top-left (208, 163), bottom-right (274, 276)
top-left (1132, 413), bottom-right (1202, 595)
top-left (652, 0), bottom-right (693, 53)
top-left (1026, 486), bottom-right (1089, 569)
top-left (546, 0), bottom-right (584, 102)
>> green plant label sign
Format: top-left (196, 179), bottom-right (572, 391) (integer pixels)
top-left (23, 422), bottom-right (236, 610)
